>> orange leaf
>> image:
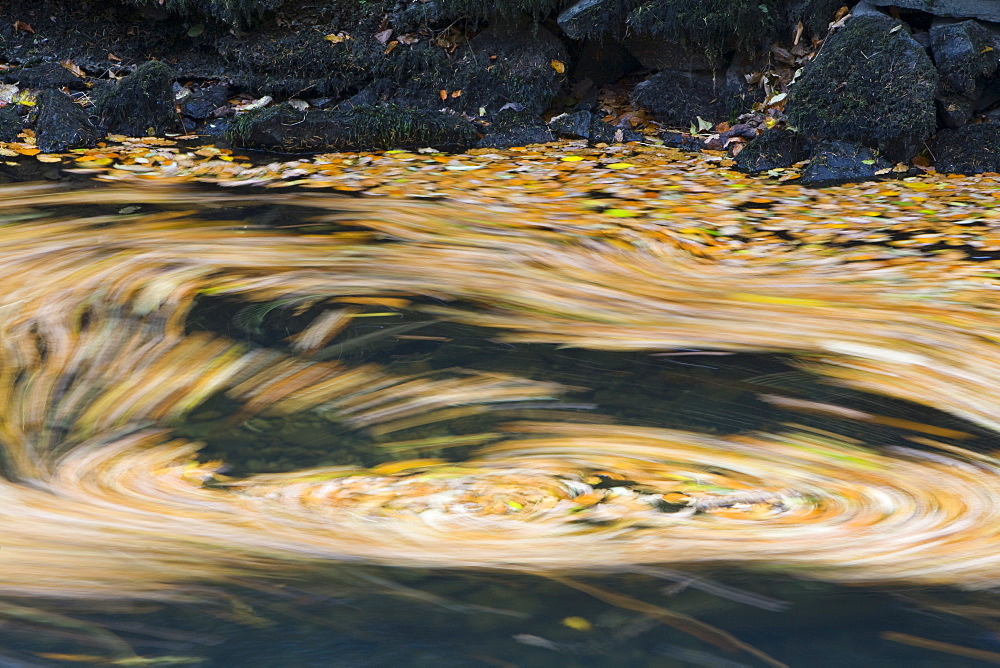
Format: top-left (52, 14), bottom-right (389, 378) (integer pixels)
top-left (439, 89), bottom-right (448, 101)
top-left (12, 21), bottom-right (34, 34)
top-left (451, 90), bottom-right (462, 98)
top-left (550, 59), bottom-right (566, 74)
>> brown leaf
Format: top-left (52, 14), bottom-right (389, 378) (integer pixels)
top-left (108, 53), bottom-right (121, 62)
top-left (12, 20), bottom-right (34, 34)
top-left (439, 89), bottom-right (448, 101)
top-left (374, 29), bottom-right (393, 45)
top-left (451, 90), bottom-right (462, 98)
top-left (60, 60), bottom-right (86, 79)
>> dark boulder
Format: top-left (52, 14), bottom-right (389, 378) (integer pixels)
top-left (930, 19), bottom-right (999, 127)
top-left (4, 63), bottom-right (87, 90)
top-left (123, 0), bottom-right (283, 28)
top-left (929, 123), bottom-right (1000, 173)
top-left (735, 128), bottom-right (811, 173)
top-left (557, 0), bottom-right (626, 40)
top-left (35, 90), bottom-right (101, 153)
top-left (574, 41), bottom-right (638, 86)
top-left (931, 20), bottom-right (997, 98)
top-left (632, 70), bottom-right (732, 128)
top-left (797, 141), bottom-right (891, 188)
top-left (95, 61), bottom-right (177, 137)
top-left (180, 84), bottom-right (230, 120)
top-left (786, 14), bottom-right (939, 163)
top-left (477, 109), bottom-right (554, 149)
top-left (866, 0), bottom-right (1000, 22)
top-left (549, 110), bottom-right (593, 139)
top-left (0, 105), bottom-right (22, 143)
top-left (228, 104), bottom-right (479, 152)
top-left (393, 20), bottom-right (568, 119)
top-left (588, 119), bottom-right (644, 145)
top-left (660, 130), bottom-right (705, 151)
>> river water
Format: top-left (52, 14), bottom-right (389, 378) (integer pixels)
top-left (0, 174), bottom-right (999, 667)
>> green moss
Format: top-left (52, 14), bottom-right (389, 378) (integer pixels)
top-left (786, 14), bottom-right (938, 163)
top-left (628, 0), bottom-right (783, 62)
top-left (125, 0), bottom-right (284, 28)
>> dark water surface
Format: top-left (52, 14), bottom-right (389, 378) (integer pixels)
top-left (1, 191), bottom-right (998, 667)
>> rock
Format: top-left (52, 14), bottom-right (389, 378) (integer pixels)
top-left (929, 123), bottom-right (1000, 173)
top-left (558, 0), bottom-right (622, 40)
top-left (95, 61), bottom-right (177, 137)
top-left (394, 20), bottom-right (568, 119)
top-left (866, 0), bottom-right (1000, 22)
top-left (735, 128), bottom-right (811, 173)
top-left (180, 84), bottom-right (230, 120)
top-left (588, 119), bottom-right (643, 145)
top-left (623, 36), bottom-right (714, 71)
top-left (632, 70), bottom-right (733, 128)
top-left (228, 104), bottom-right (479, 152)
top-left (0, 105), bottom-right (22, 142)
top-left (930, 19), bottom-right (998, 100)
top-left (549, 110), bottom-right (593, 139)
top-left (477, 109), bottom-right (554, 148)
top-left (785, 14), bottom-right (938, 163)
top-left (937, 93), bottom-right (975, 128)
top-left (660, 130), bottom-right (705, 151)
top-left (797, 140), bottom-right (891, 188)
top-left (123, 0), bottom-right (283, 28)
top-left (339, 80), bottom-right (397, 110)
top-left (4, 63), bottom-right (86, 90)
top-left (35, 90), bottom-right (101, 153)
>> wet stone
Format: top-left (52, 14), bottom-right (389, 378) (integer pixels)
top-left (929, 123), bottom-right (1000, 174)
top-left (797, 140), bottom-right (891, 188)
top-left (34, 89), bottom-right (101, 153)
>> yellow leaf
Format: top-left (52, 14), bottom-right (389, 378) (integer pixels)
top-left (560, 156), bottom-right (584, 162)
top-left (35, 154), bottom-right (63, 163)
top-left (562, 616), bottom-right (592, 631)
top-left (607, 162), bottom-right (633, 169)
top-left (550, 59), bottom-right (566, 74)
top-left (730, 293), bottom-right (830, 307)
top-left (324, 32), bottom-right (351, 44)
top-left (605, 208), bottom-right (639, 218)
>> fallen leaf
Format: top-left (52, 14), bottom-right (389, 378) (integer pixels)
top-left (450, 90), bottom-right (462, 98)
top-left (324, 32), bottom-right (351, 44)
top-left (550, 60), bottom-right (566, 74)
top-left (60, 60), bottom-right (85, 78)
top-left (108, 52), bottom-right (121, 62)
top-left (12, 21), bottom-right (34, 34)
top-left (439, 90), bottom-right (448, 101)
top-left (374, 29), bottom-right (392, 45)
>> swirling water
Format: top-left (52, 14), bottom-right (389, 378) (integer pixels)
top-left (0, 183), bottom-right (999, 667)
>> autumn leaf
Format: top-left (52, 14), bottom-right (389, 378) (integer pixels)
top-left (60, 60), bottom-right (85, 79)
top-left (12, 21), bottom-right (34, 34)
top-left (439, 90), bottom-right (448, 101)
top-left (550, 60), bottom-right (566, 74)
top-left (324, 32), bottom-right (351, 44)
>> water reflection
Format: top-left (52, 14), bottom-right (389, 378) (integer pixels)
top-left (0, 183), bottom-right (999, 665)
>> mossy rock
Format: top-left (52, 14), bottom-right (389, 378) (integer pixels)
top-left (217, 24), bottom-right (388, 98)
top-left (35, 90), bottom-right (101, 153)
top-left (392, 21), bottom-right (568, 119)
top-left (227, 103), bottom-right (479, 152)
top-left (124, 0), bottom-right (284, 28)
top-left (786, 14), bottom-right (938, 164)
top-left (628, 0), bottom-right (785, 62)
top-left (0, 105), bottom-right (22, 143)
top-left (929, 123), bottom-right (1000, 174)
top-left (95, 61), bottom-right (177, 138)
top-left (632, 70), bottom-right (734, 127)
